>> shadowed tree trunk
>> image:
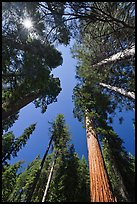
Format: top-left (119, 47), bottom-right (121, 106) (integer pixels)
top-left (2, 91), bottom-right (42, 121)
top-left (99, 82), bottom-right (135, 100)
top-left (92, 45), bottom-right (135, 67)
top-left (85, 113), bottom-right (116, 202)
top-left (26, 134), bottom-right (54, 202)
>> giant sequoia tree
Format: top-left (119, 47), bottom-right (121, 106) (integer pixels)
top-left (2, 2), bottom-right (135, 202)
top-left (72, 2), bottom-right (135, 201)
top-left (73, 83), bottom-right (117, 202)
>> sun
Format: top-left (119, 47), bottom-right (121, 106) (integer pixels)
top-left (22, 18), bottom-right (33, 29)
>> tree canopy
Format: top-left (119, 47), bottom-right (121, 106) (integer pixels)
top-left (3, 114), bottom-right (90, 202)
top-left (2, 2), bottom-right (64, 122)
top-left (2, 2), bottom-right (135, 202)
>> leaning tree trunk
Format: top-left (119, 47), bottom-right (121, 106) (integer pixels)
top-left (85, 113), bottom-right (116, 202)
top-left (2, 91), bottom-right (41, 121)
top-left (42, 160), bottom-right (55, 202)
top-left (99, 82), bottom-right (135, 100)
top-left (26, 134), bottom-right (54, 202)
top-left (92, 45), bottom-right (135, 68)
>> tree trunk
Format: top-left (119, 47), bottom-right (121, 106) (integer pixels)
top-left (92, 45), bottom-right (135, 67)
top-left (85, 113), bottom-right (116, 202)
top-left (26, 135), bottom-right (54, 202)
top-left (42, 160), bottom-right (55, 202)
top-left (99, 82), bottom-right (135, 100)
top-left (2, 91), bottom-right (41, 121)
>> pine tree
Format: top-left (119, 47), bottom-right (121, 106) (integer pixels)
top-left (45, 114), bottom-right (90, 202)
top-left (8, 155), bottom-right (41, 202)
top-left (6, 114), bottom-right (90, 202)
top-left (100, 126), bottom-right (135, 202)
top-left (78, 155), bottom-right (90, 202)
top-left (25, 133), bottom-right (54, 202)
top-left (71, 2), bottom-right (135, 112)
top-left (2, 124), bottom-right (36, 165)
top-left (2, 161), bottom-right (24, 202)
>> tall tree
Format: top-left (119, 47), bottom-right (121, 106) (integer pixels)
top-left (2, 2), bottom-right (64, 121)
top-left (7, 155), bottom-right (42, 202)
top-left (2, 161), bottom-right (24, 202)
top-left (25, 133), bottom-right (54, 202)
top-left (41, 114), bottom-right (90, 202)
top-left (73, 81), bottom-right (117, 202)
top-left (85, 111), bottom-right (115, 202)
top-left (91, 45), bottom-right (135, 68)
top-left (2, 124), bottom-right (36, 165)
top-left (72, 29), bottom-right (134, 200)
top-left (98, 126), bottom-right (135, 202)
top-left (45, 114), bottom-right (80, 202)
top-left (6, 114), bottom-right (90, 202)
top-left (78, 155), bottom-right (90, 202)
top-left (99, 82), bottom-right (135, 100)
top-left (70, 2), bottom-right (135, 112)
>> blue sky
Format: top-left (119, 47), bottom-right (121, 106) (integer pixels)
top-left (8, 42), bottom-right (135, 170)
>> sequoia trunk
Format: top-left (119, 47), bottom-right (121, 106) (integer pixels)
top-left (85, 114), bottom-right (116, 202)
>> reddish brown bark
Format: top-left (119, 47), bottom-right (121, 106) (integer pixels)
top-left (85, 114), bottom-right (116, 202)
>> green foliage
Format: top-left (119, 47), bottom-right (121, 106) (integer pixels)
top-left (45, 114), bottom-right (90, 202)
top-left (72, 81), bottom-right (116, 126)
top-left (71, 3), bottom-right (135, 202)
top-left (33, 77), bottom-right (62, 114)
top-left (71, 2), bottom-right (135, 114)
top-left (78, 155), bottom-right (90, 202)
top-left (4, 114), bottom-right (90, 202)
top-left (2, 161), bottom-right (24, 202)
top-left (2, 124), bottom-right (36, 164)
top-left (8, 156), bottom-right (41, 202)
top-left (101, 127), bottom-right (135, 202)
top-left (2, 112), bottom-right (19, 132)
top-left (2, 2), bottom-right (64, 120)
top-left (49, 114), bottom-right (70, 148)
top-left (46, 148), bottom-right (90, 202)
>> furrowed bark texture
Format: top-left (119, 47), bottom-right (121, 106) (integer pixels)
top-left (85, 115), bottom-right (116, 202)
